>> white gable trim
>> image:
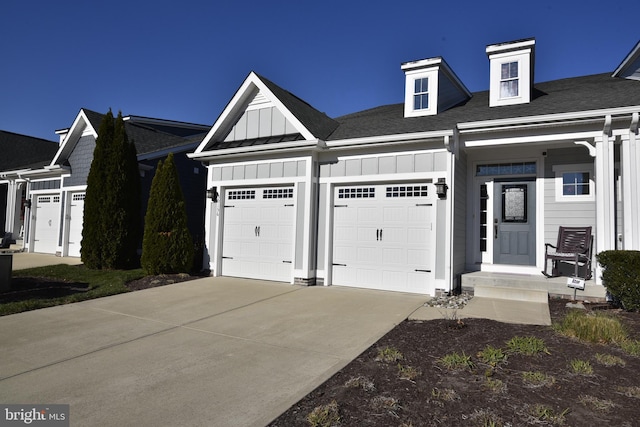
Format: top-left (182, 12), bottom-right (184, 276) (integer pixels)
top-left (194, 72), bottom-right (316, 155)
top-left (51, 109), bottom-right (98, 166)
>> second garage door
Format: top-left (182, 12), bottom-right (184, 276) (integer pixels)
top-left (33, 194), bottom-right (60, 254)
top-left (332, 183), bottom-right (436, 294)
top-left (67, 192), bottom-right (85, 257)
top-left (221, 187), bottom-right (295, 282)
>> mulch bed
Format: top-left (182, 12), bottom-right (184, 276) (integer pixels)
top-left (269, 298), bottom-right (640, 427)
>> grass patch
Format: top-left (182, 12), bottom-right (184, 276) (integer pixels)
top-left (477, 345), bottom-right (507, 367)
top-left (437, 351), bottom-right (474, 371)
top-left (344, 375), bottom-right (375, 392)
top-left (375, 346), bottom-right (403, 363)
top-left (578, 394), bottom-right (616, 413)
top-left (370, 395), bottom-right (402, 417)
top-left (2, 265), bottom-right (144, 316)
top-left (484, 377), bottom-right (506, 393)
top-left (528, 404), bottom-right (570, 425)
top-left (430, 388), bottom-right (459, 402)
top-left (595, 353), bottom-right (626, 367)
top-left (617, 385), bottom-right (640, 398)
top-left (570, 359), bottom-right (594, 375)
top-left (554, 310), bottom-right (628, 344)
top-left (506, 336), bottom-right (550, 356)
top-left (522, 371), bottom-right (556, 388)
top-left (620, 339), bottom-right (640, 356)
top-left (397, 363), bottom-right (420, 381)
top-left (469, 409), bottom-right (505, 427)
top-left (306, 400), bottom-right (340, 427)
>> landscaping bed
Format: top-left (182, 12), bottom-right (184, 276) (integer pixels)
top-left (269, 299), bottom-right (640, 427)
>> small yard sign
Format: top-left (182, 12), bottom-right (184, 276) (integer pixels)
top-left (567, 276), bottom-right (585, 290)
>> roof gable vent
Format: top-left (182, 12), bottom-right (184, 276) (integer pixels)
top-left (486, 38), bottom-right (536, 107)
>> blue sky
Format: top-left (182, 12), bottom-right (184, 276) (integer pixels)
top-left (1, 0), bottom-right (638, 141)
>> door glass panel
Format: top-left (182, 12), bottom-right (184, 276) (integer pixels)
top-left (502, 185), bottom-right (527, 223)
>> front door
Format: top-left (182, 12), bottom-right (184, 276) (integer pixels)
top-left (493, 181), bottom-right (536, 265)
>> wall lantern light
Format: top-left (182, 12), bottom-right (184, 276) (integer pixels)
top-left (206, 186), bottom-right (218, 203)
top-left (435, 178), bottom-right (448, 199)
top-left (24, 199), bottom-right (32, 209)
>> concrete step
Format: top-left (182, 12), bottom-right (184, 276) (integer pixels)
top-left (473, 284), bottom-right (548, 303)
top-left (461, 271), bottom-right (607, 302)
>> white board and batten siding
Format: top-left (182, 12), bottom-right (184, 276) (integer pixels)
top-left (221, 187), bottom-right (295, 282)
top-left (33, 194), bottom-right (61, 254)
top-left (332, 183), bottom-right (437, 295)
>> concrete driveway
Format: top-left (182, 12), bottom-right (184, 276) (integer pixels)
top-left (0, 277), bottom-right (427, 426)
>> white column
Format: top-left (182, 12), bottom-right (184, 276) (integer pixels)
top-left (594, 116), bottom-right (616, 284)
top-left (621, 113), bottom-right (640, 249)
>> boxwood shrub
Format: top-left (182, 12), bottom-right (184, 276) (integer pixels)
top-left (596, 250), bottom-right (640, 311)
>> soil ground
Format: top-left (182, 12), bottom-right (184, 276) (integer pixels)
top-left (269, 299), bottom-right (640, 427)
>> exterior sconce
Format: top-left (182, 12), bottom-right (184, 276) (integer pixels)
top-left (24, 199), bottom-right (32, 209)
top-left (206, 186), bottom-right (218, 203)
top-left (435, 178), bottom-right (448, 199)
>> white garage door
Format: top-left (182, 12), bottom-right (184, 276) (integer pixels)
top-left (67, 192), bottom-right (85, 257)
top-left (221, 187), bottom-right (295, 282)
top-left (332, 183), bottom-right (436, 294)
top-left (33, 194), bottom-right (60, 254)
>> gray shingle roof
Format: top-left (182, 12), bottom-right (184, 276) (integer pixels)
top-left (256, 74), bottom-right (340, 140)
top-left (328, 73), bottom-right (640, 140)
top-left (0, 131), bottom-right (58, 171)
top-left (80, 109), bottom-right (207, 156)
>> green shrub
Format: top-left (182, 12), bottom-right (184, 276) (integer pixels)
top-left (596, 250), bottom-right (640, 311)
top-left (141, 153), bottom-right (194, 275)
top-left (570, 359), bottom-right (593, 375)
top-left (438, 351), bottom-right (475, 370)
top-left (477, 345), bottom-right (507, 367)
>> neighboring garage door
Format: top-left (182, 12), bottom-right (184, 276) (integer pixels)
top-left (33, 194), bottom-right (60, 254)
top-left (221, 187), bottom-right (295, 282)
top-left (67, 192), bottom-right (85, 257)
top-left (332, 183), bottom-right (436, 294)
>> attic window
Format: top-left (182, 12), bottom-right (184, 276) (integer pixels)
top-left (413, 78), bottom-right (429, 110)
top-left (500, 62), bottom-right (519, 98)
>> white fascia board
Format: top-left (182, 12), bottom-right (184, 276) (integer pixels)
top-left (194, 72), bottom-right (316, 154)
top-left (0, 168), bottom-right (32, 179)
top-left (464, 131), bottom-right (602, 148)
top-left (458, 106), bottom-right (640, 131)
top-left (325, 130), bottom-right (453, 149)
top-left (137, 141), bottom-right (201, 161)
top-left (51, 109), bottom-right (97, 166)
top-left (188, 139), bottom-right (322, 162)
top-left (613, 40), bottom-right (640, 78)
top-left (486, 38), bottom-right (535, 55)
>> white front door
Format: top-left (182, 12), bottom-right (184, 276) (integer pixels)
top-left (221, 187), bottom-right (295, 282)
top-left (332, 183), bottom-right (436, 295)
top-left (33, 194), bottom-right (60, 254)
top-left (67, 192), bottom-right (85, 257)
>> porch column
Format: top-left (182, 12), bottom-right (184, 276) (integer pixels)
top-left (621, 113), bottom-right (640, 249)
top-left (594, 116), bottom-right (616, 284)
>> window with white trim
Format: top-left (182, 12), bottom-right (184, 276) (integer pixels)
top-left (500, 61), bottom-right (519, 98)
top-left (413, 78), bottom-right (429, 110)
top-left (553, 164), bottom-right (595, 202)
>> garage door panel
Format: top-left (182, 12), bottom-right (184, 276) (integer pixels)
top-left (221, 187), bottom-right (294, 282)
top-left (332, 183), bottom-right (436, 295)
top-left (33, 195), bottom-right (60, 254)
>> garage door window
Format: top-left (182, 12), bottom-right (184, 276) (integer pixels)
top-left (386, 185), bottom-right (429, 198)
top-left (263, 188), bottom-right (294, 199)
top-left (337, 187), bottom-right (375, 199)
top-left (72, 193), bottom-right (85, 201)
top-left (228, 190), bottom-right (255, 200)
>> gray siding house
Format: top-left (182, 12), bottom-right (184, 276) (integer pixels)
top-left (190, 38), bottom-right (640, 298)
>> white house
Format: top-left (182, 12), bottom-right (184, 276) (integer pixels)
top-left (187, 38), bottom-right (639, 298)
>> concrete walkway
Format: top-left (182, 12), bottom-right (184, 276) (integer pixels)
top-left (0, 277), bottom-right (428, 427)
top-left (9, 252), bottom-right (83, 271)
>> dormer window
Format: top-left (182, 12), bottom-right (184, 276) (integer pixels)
top-left (500, 62), bottom-right (519, 98)
top-left (414, 78), bottom-right (429, 110)
top-left (401, 57), bottom-right (471, 118)
top-left (486, 38), bottom-right (535, 107)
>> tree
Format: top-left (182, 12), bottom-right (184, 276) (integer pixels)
top-left (141, 153), bottom-right (194, 275)
top-left (81, 110), bottom-right (141, 269)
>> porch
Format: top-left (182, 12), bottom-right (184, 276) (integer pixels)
top-left (461, 271), bottom-right (607, 302)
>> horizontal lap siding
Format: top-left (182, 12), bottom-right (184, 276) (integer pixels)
top-left (543, 148), bottom-right (596, 244)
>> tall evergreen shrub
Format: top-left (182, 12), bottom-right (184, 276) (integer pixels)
top-left (81, 110), bottom-right (141, 269)
top-left (141, 153), bottom-right (194, 275)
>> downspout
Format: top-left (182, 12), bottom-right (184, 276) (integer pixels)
top-left (444, 132), bottom-right (456, 294)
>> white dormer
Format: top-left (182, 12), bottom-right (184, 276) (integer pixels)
top-left (486, 38), bottom-right (535, 107)
top-left (401, 57), bottom-right (471, 118)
